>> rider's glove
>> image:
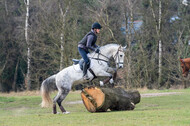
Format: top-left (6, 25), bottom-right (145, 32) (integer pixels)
top-left (95, 48), bottom-right (100, 53)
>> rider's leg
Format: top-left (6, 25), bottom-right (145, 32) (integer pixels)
top-left (83, 61), bottom-right (90, 80)
top-left (78, 47), bottom-right (90, 79)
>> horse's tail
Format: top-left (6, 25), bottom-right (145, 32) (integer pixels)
top-left (40, 74), bottom-right (57, 108)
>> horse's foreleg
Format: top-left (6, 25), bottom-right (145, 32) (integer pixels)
top-left (98, 70), bottom-right (114, 86)
top-left (102, 67), bottom-right (117, 84)
top-left (103, 76), bottom-right (112, 84)
top-left (113, 71), bottom-right (117, 81)
top-left (106, 67), bottom-right (117, 73)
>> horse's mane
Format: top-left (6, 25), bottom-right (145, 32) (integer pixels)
top-left (99, 43), bottom-right (120, 50)
top-left (88, 43), bottom-right (119, 56)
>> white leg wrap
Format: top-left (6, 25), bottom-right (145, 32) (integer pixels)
top-left (109, 78), bottom-right (114, 84)
top-left (100, 81), bottom-right (104, 86)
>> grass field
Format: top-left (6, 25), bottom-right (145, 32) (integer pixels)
top-left (0, 88), bottom-right (190, 126)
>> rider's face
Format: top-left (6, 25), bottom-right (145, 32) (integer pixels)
top-left (95, 29), bottom-right (100, 34)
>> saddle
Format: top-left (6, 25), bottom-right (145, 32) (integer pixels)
top-left (72, 59), bottom-right (97, 80)
top-left (72, 59), bottom-right (90, 70)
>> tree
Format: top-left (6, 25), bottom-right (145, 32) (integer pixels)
top-left (25, 0), bottom-right (31, 90)
top-left (149, 0), bottom-right (162, 86)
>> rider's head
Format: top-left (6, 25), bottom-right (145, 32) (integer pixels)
top-left (92, 22), bottom-right (102, 34)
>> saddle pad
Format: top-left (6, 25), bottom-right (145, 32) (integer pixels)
top-left (72, 59), bottom-right (90, 70)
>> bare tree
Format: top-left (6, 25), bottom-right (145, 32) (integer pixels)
top-left (59, 2), bottom-right (70, 70)
top-left (149, 0), bottom-right (162, 86)
top-left (122, 0), bottom-right (138, 87)
top-left (24, 0), bottom-right (31, 90)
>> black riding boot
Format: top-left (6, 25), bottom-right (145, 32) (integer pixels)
top-left (83, 62), bottom-right (89, 80)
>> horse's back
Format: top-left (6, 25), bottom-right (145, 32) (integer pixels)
top-left (55, 64), bottom-right (83, 87)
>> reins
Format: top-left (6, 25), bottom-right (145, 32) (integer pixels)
top-left (89, 46), bottom-right (124, 67)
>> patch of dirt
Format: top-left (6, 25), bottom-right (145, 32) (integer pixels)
top-left (65, 101), bottom-right (83, 104)
top-left (141, 92), bottom-right (182, 97)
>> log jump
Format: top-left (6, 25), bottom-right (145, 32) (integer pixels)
top-left (81, 86), bottom-right (141, 112)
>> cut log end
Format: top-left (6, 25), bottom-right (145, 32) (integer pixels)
top-left (81, 86), bottom-right (141, 113)
top-left (81, 86), bottom-right (105, 112)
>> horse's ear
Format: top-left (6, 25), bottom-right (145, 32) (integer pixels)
top-left (123, 45), bottom-right (127, 49)
top-left (122, 45), bottom-right (127, 52)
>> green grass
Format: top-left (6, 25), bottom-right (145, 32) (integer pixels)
top-left (0, 89), bottom-right (190, 126)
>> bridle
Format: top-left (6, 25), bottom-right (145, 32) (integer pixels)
top-left (89, 46), bottom-right (124, 67)
top-left (113, 46), bottom-right (125, 67)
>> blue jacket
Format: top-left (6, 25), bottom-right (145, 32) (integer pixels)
top-left (78, 30), bottom-right (98, 52)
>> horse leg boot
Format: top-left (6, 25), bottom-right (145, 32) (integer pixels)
top-left (83, 62), bottom-right (89, 80)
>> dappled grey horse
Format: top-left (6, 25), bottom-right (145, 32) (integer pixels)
top-left (41, 44), bottom-right (126, 114)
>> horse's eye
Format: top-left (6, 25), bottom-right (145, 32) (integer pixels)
top-left (120, 55), bottom-right (123, 57)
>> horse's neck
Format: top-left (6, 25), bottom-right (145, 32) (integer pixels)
top-left (101, 49), bottom-right (114, 58)
top-left (91, 47), bottom-right (117, 60)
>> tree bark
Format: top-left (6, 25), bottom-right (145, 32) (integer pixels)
top-left (150, 0), bottom-right (162, 86)
top-left (12, 60), bottom-right (19, 92)
top-left (59, 3), bottom-right (69, 71)
top-left (4, 0), bottom-right (8, 15)
top-left (81, 86), bottom-right (140, 112)
top-left (158, 0), bottom-right (162, 86)
top-left (25, 0), bottom-right (31, 90)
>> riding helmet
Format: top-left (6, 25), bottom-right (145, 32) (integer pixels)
top-left (92, 22), bottom-right (102, 29)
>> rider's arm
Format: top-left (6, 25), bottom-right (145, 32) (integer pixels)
top-left (86, 35), bottom-right (95, 51)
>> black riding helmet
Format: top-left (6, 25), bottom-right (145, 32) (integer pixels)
top-left (92, 22), bottom-right (102, 29)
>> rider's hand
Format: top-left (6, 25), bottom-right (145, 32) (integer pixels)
top-left (95, 48), bottom-right (100, 53)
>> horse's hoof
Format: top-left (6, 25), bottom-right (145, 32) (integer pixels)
top-left (63, 111), bottom-right (70, 114)
top-left (100, 81), bottom-right (104, 86)
top-left (53, 112), bottom-right (60, 114)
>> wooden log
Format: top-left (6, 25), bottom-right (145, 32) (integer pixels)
top-left (81, 86), bottom-right (141, 113)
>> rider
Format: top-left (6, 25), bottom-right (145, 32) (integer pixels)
top-left (78, 22), bottom-right (102, 80)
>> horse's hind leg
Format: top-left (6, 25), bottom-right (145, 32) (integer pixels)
top-left (53, 89), bottom-right (70, 114)
top-left (57, 89), bottom-right (70, 114)
top-left (53, 93), bottom-right (60, 114)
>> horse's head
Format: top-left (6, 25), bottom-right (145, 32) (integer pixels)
top-left (180, 58), bottom-right (189, 77)
top-left (113, 45), bottom-right (127, 69)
